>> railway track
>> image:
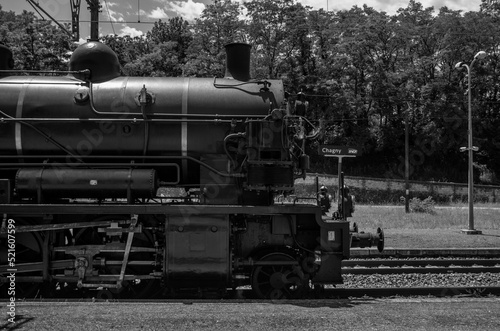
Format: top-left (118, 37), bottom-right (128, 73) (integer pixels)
top-left (350, 247), bottom-right (500, 258)
top-left (334, 249), bottom-right (500, 297)
top-left (342, 258), bottom-right (500, 274)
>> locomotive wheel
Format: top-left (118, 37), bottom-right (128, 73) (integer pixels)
top-left (0, 219), bottom-right (44, 298)
top-left (71, 216), bottom-right (159, 299)
top-left (251, 252), bottom-right (308, 299)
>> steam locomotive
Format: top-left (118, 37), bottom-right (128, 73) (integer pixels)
top-left (0, 41), bottom-right (382, 299)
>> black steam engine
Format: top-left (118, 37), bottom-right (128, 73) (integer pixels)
top-left (0, 41), bottom-right (382, 299)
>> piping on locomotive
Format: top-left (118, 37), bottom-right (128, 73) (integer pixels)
top-left (0, 41), bottom-right (383, 299)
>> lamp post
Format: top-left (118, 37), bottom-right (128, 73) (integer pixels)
top-left (455, 50), bottom-right (487, 235)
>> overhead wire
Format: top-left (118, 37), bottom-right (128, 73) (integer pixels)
top-left (103, 0), bottom-right (116, 35)
top-left (21, 18), bottom-right (500, 37)
top-left (26, 1), bottom-right (46, 21)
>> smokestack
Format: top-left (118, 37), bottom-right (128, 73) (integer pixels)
top-left (224, 43), bottom-right (251, 81)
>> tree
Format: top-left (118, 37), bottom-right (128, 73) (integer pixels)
top-left (480, 0), bottom-right (500, 16)
top-left (147, 17), bottom-right (192, 63)
top-left (183, 0), bottom-right (244, 77)
top-left (0, 7), bottom-right (73, 71)
top-left (101, 34), bottom-right (151, 70)
top-left (244, 0), bottom-right (310, 79)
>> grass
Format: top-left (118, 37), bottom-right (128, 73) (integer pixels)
top-left (290, 184), bottom-right (500, 230)
top-left (350, 204), bottom-right (500, 230)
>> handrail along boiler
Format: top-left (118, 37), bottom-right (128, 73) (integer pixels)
top-left (0, 41), bottom-right (382, 298)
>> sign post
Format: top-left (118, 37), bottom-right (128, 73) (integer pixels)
top-left (318, 145), bottom-right (360, 219)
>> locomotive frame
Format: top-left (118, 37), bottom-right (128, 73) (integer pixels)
top-left (1, 203), bottom-right (351, 299)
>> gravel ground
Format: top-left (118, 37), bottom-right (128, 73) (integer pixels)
top-left (341, 272), bottom-right (500, 289)
top-left (3, 299), bottom-right (500, 331)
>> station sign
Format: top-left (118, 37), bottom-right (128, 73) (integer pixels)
top-left (318, 145), bottom-right (360, 157)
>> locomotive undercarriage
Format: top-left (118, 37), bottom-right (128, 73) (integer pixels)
top-left (0, 203), bottom-right (349, 299)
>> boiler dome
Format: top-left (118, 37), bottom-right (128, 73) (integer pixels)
top-left (69, 41), bottom-right (120, 82)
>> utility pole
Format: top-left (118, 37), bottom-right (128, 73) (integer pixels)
top-left (87, 0), bottom-right (101, 41)
top-left (70, 0), bottom-right (81, 41)
top-left (405, 102), bottom-right (410, 213)
top-left (455, 51), bottom-right (487, 235)
top-left (27, 0), bottom-right (101, 41)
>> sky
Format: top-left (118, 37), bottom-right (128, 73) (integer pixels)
top-left (1, 0), bottom-right (484, 41)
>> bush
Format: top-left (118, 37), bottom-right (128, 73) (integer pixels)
top-left (409, 196), bottom-right (436, 214)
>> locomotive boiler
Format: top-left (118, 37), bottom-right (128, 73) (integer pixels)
top-left (0, 41), bottom-right (383, 299)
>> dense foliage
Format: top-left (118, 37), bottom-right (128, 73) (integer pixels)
top-left (1, 0), bottom-right (499, 184)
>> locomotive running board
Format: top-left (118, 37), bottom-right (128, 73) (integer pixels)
top-left (8, 220), bottom-right (134, 233)
top-left (1, 203), bottom-right (324, 216)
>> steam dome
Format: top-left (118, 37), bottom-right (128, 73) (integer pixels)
top-left (69, 41), bottom-right (120, 82)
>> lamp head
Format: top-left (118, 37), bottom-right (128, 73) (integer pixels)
top-left (474, 51), bottom-right (487, 60)
top-left (455, 62), bottom-right (465, 70)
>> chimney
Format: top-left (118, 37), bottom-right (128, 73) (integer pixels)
top-left (224, 43), bottom-right (251, 81)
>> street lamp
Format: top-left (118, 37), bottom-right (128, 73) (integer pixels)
top-left (455, 50), bottom-right (487, 235)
